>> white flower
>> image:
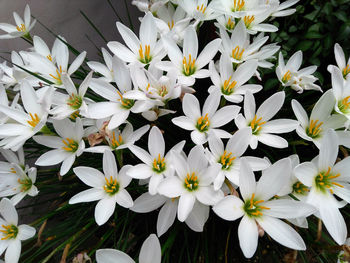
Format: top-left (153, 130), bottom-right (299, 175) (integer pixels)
top-left (0, 81), bottom-right (52, 151)
top-left (292, 90), bottom-right (350, 148)
top-left (0, 148), bottom-right (26, 174)
top-left (69, 150), bottom-right (133, 225)
top-left (241, 9), bottom-right (278, 34)
top-left (34, 118), bottom-right (85, 176)
top-left (0, 4), bottom-right (36, 39)
top-left (87, 48), bottom-right (117, 83)
top-left (132, 0), bottom-right (168, 14)
top-left (127, 126), bottom-right (185, 195)
top-left (96, 233), bottom-right (161, 263)
top-left (208, 54), bottom-right (261, 103)
top-left (331, 67), bottom-right (350, 120)
top-left (50, 72), bottom-right (92, 120)
top-left (158, 25), bottom-right (221, 86)
top-left (172, 92), bottom-right (240, 145)
top-left (88, 58), bottom-right (158, 130)
top-left (206, 128), bottom-right (270, 189)
top-left (219, 20), bottom-right (269, 65)
top-left (215, 14), bottom-right (238, 32)
top-left (132, 193), bottom-right (209, 236)
top-left (85, 122), bottom-right (150, 153)
top-left (158, 145), bottom-right (223, 222)
top-left (269, 0), bottom-right (300, 17)
top-left (327, 43), bottom-right (350, 80)
top-left (0, 198), bottom-right (36, 263)
top-left (276, 51), bottom-right (321, 93)
top-left (213, 158), bottom-right (316, 258)
top-left (178, 0), bottom-right (219, 22)
top-left (108, 12), bottom-right (166, 67)
top-left (0, 84), bottom-right (20, 125)
top-left (294, 129), bottom-right (350, 245)
top-left (0, 164), bottom-right (38, 205)
top-left (235, 91), bottom-right (297, 149)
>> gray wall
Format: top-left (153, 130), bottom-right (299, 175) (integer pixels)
top-left (0, 0), bottom-right (141, 61)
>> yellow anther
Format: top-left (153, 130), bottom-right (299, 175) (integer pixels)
top-left (10, 168), bottom-right (16, 174)
top-left (343, 65), bottom-right (350, 78)
top-left (243, 15), bottom-right (255, 28)
top-left (153, 154), bottom-right (166, 172)
top-left (47, 54), bottom-right (53, 61)
top-left (167, 20), bottom-right (175, 29)
top-left (49, 65), bottom-right (63, 83)
top-left (222, 76), bottom-right (237, 94)
top-left (250, 115), bottom-right (266, 133)
top-left (139, 44), bottom-right (152, 64)
top-left (196, 4), bottom-right (207, 14)
top-left (27, 113), bottom-right (40, 128)
top-left (316, 167), bottom-right (344, 195)
top-left (220, 150), bottom-right (236, 169)
top-left (184, 172), bottom-right (198, 191)
top-left (62, 138), bottom-right (78, 152)
top-left (307, 119), bottom-right (323, 137)
top-left (231, 46), bottom-right (244, 60)
top-left (196, 113), bottom-right (210, 132)
top-left (111, 132), bottom-right (123, 148)
top-left (103, 176), bottom-right (119, 194)
top-left (16, 24), bottom-right (26, 32)
top-left (226, 17), bottom-right (235, 30)
top-left (0, 224), bottom-right (18, 240)
top-left (233, 0), bottom-right (245, 11)
top-left (183, 54), bottom-right (196, 76)
top-left (116, 90), bottom-right (134, 109)
top-left (282, 70), bottom-right (292, 83)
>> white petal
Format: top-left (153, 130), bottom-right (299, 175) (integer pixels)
top-left (0, 198), bottom-right (18, 225)
top-left (60, 154), bottom-right (76, 175)
top-left (256, 91), bottom-right (285, 122)
top-left (191, 130), bottom-right (207, 145)
top-left (129, 145), bottom-right (153, 165)
top-left (17, 224), bottom-right (36, 240)
top-left (238, 215), bottom-right (259, 258)
top-left (127, 164), bottom-right (152, 179)
top-left (33, 135), bottom-right (63, 149)
top-left (177, 193), bottom-right (195, 222)
top-left (73, 167), bottom-right (105, 187)
top-left (263, 199), bottom-right (316, 219)
top-left (211, 105), bottom-right (240, 128)
top-left (258, 134), bottom-right (288, 148)
top-left (96, 249), bottom-right (134, 263)
top-left (196, 38), bottom-right (222, 69)
top-left (318, 129), bottom-right (338, 171)
top-left (103, 150), bottom-right (118, 178)
top-left (172, 116), bottom-right (195, 130)
top-left (183, 93), bottom-right (201, 119)
top-left (69, 188), bottom-right (104, 204)
top-left (226, 127), bottom-right (251, 157)
top-left (131, 193), bottom-right (166, 213)
top-left (262, 119), bottom-right (298, 134)
top-left (95, 197), bottom-right (116, 225)
top-left (158, 176), bottom-right (184, 198)
top-left (294, 162), bottom-right (318, 187)
top-left (115, 189), bottom-right (133, 208)
top-left (157, 199), bottom-right (177, 236)
top-left (183, 26), bottom-right (198, 59)
top-left (148, 126), bottom-right (165, 158)
top-left (239, 158), bottom-right (256, 201)
top-left (244, 91), bottom-right (256, 122)
top-left (213, 196), bottom-right (244, 221)
top-left (139, 234), bottom-right (161, 263)
top-left (5, 239), bottom-right (21, 263)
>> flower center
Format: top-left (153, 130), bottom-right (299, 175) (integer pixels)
top-left (70, 110), bottom-right (81, 120)
top-left (244, 193), bottom-right (270, 218)
top-left (232, 0), bottom-right (245, 11)
top-left (27, 113), bottom-right (40, 128)
top-left (292, 181), bottom-right (309, 195)
top-left (343, 65), bottom-right (350, 78)
top-left (18, 177), bottom-right (33, 192)
top-left (49, 65), bottom-right (63, 84)
top-left (0, 224), bottom-right (18, 240)
top-left (103, 176), bottom-right (120, 195)
top-left (222, 76), bottom-right (237, 95)
top-left (110, 132), bottom-right (123, 149)
top-left (168, 20), bottom-right (175, 29)
top-left (282, 70), bottom-right (292, 83)
top-left (250, 115), bottom-right (265, 135)
top-left (184, 172), bottom-right (199, 191)
top-left (196, 114), bottom-right (210, 132)
top-left (306, 119), bottom-right (323, 138)
top-left (231, 46), bottom-right (244, 60)
top-left (243, 15), bottom-right (255, 28)
top-left (219, 150), bottom-right (236, 170)
top-left (16, 23), bottom-right (26, 32)
top-left (158, 86), bottom-right (168, 97)
top-left (117, 90), bottom-right (135, 109)
top-left (226, 17), bottom-right (235, 30)
top-left (62, 138), bottom-right (79, 152)
top-left (47, 54), bottom-right (53, 61)
top-left (152, 154), bottom-right (166, 173)
top-left (139, 44), bottom-right (152, 64)
top-left (183, 54), bottom-right (196, 76)
top-left (338, 96), bottom-right (350, 114)
top-left (67, 94), bottom-right (83, 110)
top-left (315, 167), bottom-right (344, 195)
top-left (196, 4), bottom-right (207, 14)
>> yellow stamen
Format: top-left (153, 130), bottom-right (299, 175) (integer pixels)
top-left (62, 138), bottom-right (78, 152)
top-left (16, 24), bottom-right (26, 32)
top-left (196, 113), bottom-right (210, 132)
top-left (226, 17), bottom-right (235, 30)
top-left (231, 46), bottom-right (244, 60)
top-left (49, 65), bottom-right (63, 83)
top-left (233, 0), bottom-right (245, 11)
top-left (167, 20), bottom-right (175, 29)
top-left (103, 176), bottom-right (119, 194)
top-left (243, 15), bottom-right (255, 28)
top-left (307, 119), bottom-right (323, 137)
top-left (343, 65), bottom-right (350, 78)
top-left (220, 150), bottom-right (236, 169)
top-left (183, 54), bottom-right (196, 76)
top-left (196, 4), bottom-right (207, 14)
top-left (10, 168), bottom-right (16, 174)
top-left (282, 70), bottom-right (292, 83)
top-left (47, 54), bottom-right (53, 61)
top-left (250, 115), bottom-right (266, 134)
top-left (27, 113), bottom-right (40, 128)
top-left (0, 224), bottom-right (18, 240)
top-left (184, 172), bottom-right (199, 191)
top-left (111, 132), bottom-right (123, 148)
top-left (139, 44), bottom-right (152, 64)
top-left (222, 76), bottom-right (237, 94)
top-left (153, 153), bottom-right (166, 172)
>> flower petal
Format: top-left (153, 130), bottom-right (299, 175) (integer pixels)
top-left (95, 197), bottom-right (116, 225)
top-left (213, 196), bottom-right (244, 221)
top-left (238, 215), bottom-right (259, 258)
top-left (139, 234), bottom-right (161, 263)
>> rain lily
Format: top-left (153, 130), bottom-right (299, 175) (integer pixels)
top-left (108, 12), bottom-right (166, 67)
top-left (213, 158), bottom-right (316, 258)
top-left (0, 4), bottom-right (36, 40)
top-left (0, 148), bottom-right (27, 174)
top-left (241, 9), bottom-right (278, 34)
top-left (173, 92), bottom-right (240, 145)
top-left (276, 51), bottom-right (321, 93)
top-left (208, 54), bottom-right (262, 103)
top-left (0, 81), bottom-right (52, 151)
top-left (206, 128), bottom-right (270, 189)
top-left (69, 150), bottom-right (133, 225)
top-left (127, 126), bottom-right (185, 195)
top-left (0, 84), bottom-right (20, 125)
top-left (235, 91), bottom-right (297, 149)
top-left (87, 48), bottom-right (118, 83)
top-left (327, 43), bottom-right (350, 80)
top-left (132, 193), bottom-right (209, 236)
top-left (178, 0), bottom-right (219, 22)
top-left (158, 25), bottom-right (222, 86)
top-left (34, 118), bottom-right (85, 176)
top-left (0, 198), bottom-right (36, 263)
top-left (132, 0), bottom-right (168, 14)
top-left (96, 234), bottom-right (161, 263)
top-left (294, 129), bottom-right (350, 245)
top-left (269, 0), bottom-right (300, 17)
top-left (331, 67), bottom-right (350, 120)
top-left (158, 145), bottom-right (223, 222)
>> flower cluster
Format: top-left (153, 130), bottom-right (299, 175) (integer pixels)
top-left (0, 1), bottom-right (349, 262)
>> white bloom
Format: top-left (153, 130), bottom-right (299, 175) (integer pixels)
top-left (292, 90), bottom-right (350, 148)
top-left (0, 4), bottom-right (36, 39)
top-left (172, 92), bottom-right (240, 145)
top-left (158, 145), bottom-right (223, 222)
top-left (0, 84), bottom-right (20, 125)
top-left (87, 48), bottom-right (118, 83)
top-left (132, 0), bottom-right (168, 14)
top-left (0, 148), bottom-right (26, 174)
top-left (276, 51), bottom-right (321, 93)
top-left (158, 26), bottom-right (221, 86)
top-left (132, 193), bottom-right (209, 236)
top-left (50, 72), bottom-right (92, 120)
top-left (213, 158), bottom-right (316, 258)
top-left (108, 12), bottom-right (166, 67)
top-left (215, 14), bottom-right (238, 32)
top-left (331, 67), bottom-right (350, 120)
top-left (206, 128), bottom-right (270, 189)
top-left (178, 0), bottom-right (219, 22)
top-left (241, 9), bottom-right (278, 34)
top-left (327, 43), bottom-right (350, 80)
top-left (0, 81), bottom-right (52, 151)
top-left (34, 118), bottom-right (85, 176)
top-left (96, 234), bottom-right (161, 263)
top-left (128, 126), bottom-right (185, 195)
top-left (69, 150), bottom-right (133, 225)
top-left (208, 54), bottom-right (262, 103)
top-left (0, 198), bottom-right (36, 263)
top-left (269, 0), bottom-right (300, 17)
top-left (235, 91), bottom-right (297, 149)
top-left (294, 129), bottom-right (350, 245)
